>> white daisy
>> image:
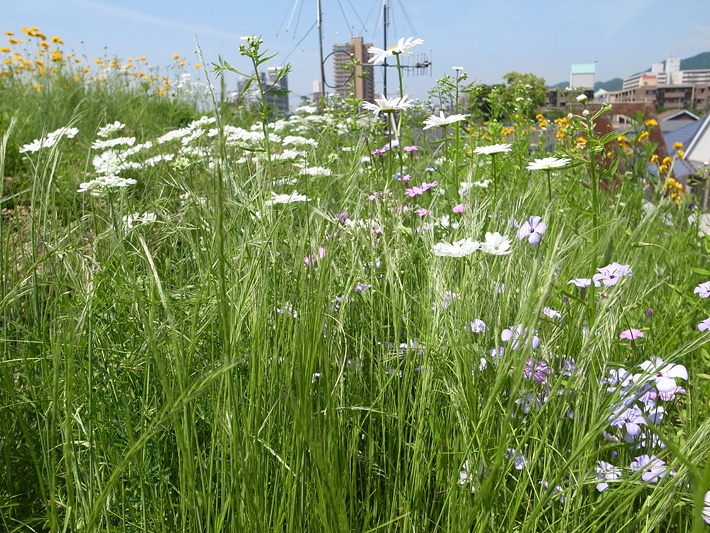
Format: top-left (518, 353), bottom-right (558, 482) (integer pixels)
top-left (422, 112), bottom-right (468, 130)
top-left (526, 157), bottom-right (570, 171)
top-left (472, 144), bottom-right (512, 156)
top-left (432, 238), bottom-right (480, 257)
top-left (362, 94), bottom-right (414, 116)
top-left (368, 37), bottom-right (424, 65)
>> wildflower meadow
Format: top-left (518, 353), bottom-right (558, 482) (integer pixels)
top-left (2, 27), bottom-right (710, 532)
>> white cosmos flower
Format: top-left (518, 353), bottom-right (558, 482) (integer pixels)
top-left (422, 112), bottom-right (468, 130)
top-left (472, 144), bottom-right (512, 156)
top-left (480, 232), bottom-right (512, 255)
top-left (432, 238), bottom-right (480, 257)
top-left (526, 157), bottom-right (570, 171)
top-left (368, 37), bottom-right (424, 64)
top-left (362, 95), bottom-right (414, 116)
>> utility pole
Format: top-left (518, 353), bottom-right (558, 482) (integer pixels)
top-left (317, 0), bottom-right (326, 110)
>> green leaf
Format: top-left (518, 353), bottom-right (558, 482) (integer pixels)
top-left (689, 267), bottom-right (710, 276)
top-left (568, 201), bottom-right (593, 216)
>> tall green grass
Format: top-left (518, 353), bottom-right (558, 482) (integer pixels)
top-left (1, 40), bottom-right (710, 533)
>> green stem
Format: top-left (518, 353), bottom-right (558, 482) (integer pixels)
top-left (492, 153), bottom-right (499, 196)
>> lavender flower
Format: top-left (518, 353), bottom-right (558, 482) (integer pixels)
top-left (524, 358), bottom-right (553, 383)
top-left (630, 454), bottom-right (667, 483)
top-left (694, 281), bottom-right (710, 298)
top-left (467, 319), bottom-right (487, 333)
top-left (517, 216), bottom-right (547, 244)
top-left (619, 329), bottom-right (644, 340)
top-left (595, 461), bottom-right (621, 492)
top-left (502, 324), bottom-right (540, 350)
top-left (592, 262), bottom-right (632, 287)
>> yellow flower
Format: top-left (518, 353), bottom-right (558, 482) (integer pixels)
top-left (94, 58), bottom-right (103, 64)
top-left (644, 119), bottom-right (657, 127)
top-left (673, 142), bottom-right (683, 149)
top-left (650, 154), bottom-right (658, 164)
top-left (82, 67), bottom-right (89, 73)
top-left (668, 177), bottom-right (676, 186)
top-left (638, 131), bottom-right (649, 141)
top-left (51, 36), bottom-right (63, 44)
top-left (4, 31), bottom-right (14, 36)
top-left (194, 63), bottom-right (200, 68)
top-left (677, 150), bottom-right (684, 159)
top-left (535, 113), bottom-right (544, 120)
top-left (662, 156), bottom-right (672, 166)
top-left (178, 60), bottom-right (186, 66)
top-left (577, 136), bottom-right (587, 144)
top-left (659, 164), bottom-right (668, 173)
top-left (172, 53), bottom-right (180, 59)
top-left (0, 47), bottom-right (9, 53)
top-left (39, 41), bottom-right (49, 48)
top-left (606, 151), bottom-right (612, 157)
top-left (7, 38), bottom-right (23, 44)
top-left (126, 57), bottom-right (133, 62)
top-left (138, 56), bottom-right (146, 61)
top-left (618, 135), bottom-right (627, 143)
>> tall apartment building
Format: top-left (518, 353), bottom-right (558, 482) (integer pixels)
top-left (235, 67), bottom-right (290, 115)
top-left (332, 36), bottom-right (375, 103)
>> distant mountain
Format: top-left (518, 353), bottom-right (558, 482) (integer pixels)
top-left (679, 51), bottom-right (710, 70)
top-left (548, 51), bottom-right (709, 92)
top-left (595, 78), bottom-right (623, 92)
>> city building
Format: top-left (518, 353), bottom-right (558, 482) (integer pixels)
top-left (545, 87), bottom-right (595, 110)
top-left (235, 67), bottom-right (290, 116)
top-left (570, 63), bottom-right (596, 89)
top-left (623, 57), bottom-right (710, 90)
top-left (332, 36), bottom-right (375, 103)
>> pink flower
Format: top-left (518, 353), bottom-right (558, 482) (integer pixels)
top-left (620, 329), bottom-right (644, 340)
top-left (453, 204), bottom-right (466, 214)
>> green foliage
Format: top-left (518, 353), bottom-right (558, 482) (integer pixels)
top-left (2, 46), bottom-right (710, 533)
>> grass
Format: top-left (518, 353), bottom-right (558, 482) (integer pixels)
top-left (1, 29), bottom-right (710, 532)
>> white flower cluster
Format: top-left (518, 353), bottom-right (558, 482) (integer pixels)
top-left (19, 126), bottom-right (79, 154)
top-left (432, 232), bottom-right (512, 257)
top-left (122, 211), bottom-right (157, 230)
top-left (77, 175), bottom-right (137, 195)
top-left (264, 191), bottom-right (310, 206)
top-left (91, 137), bottom-right (136, 150)
top-left (97, 121), bottom-right (125, 138)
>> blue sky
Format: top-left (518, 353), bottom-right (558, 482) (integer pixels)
top-left (5, 0), bottom-right (710, 102)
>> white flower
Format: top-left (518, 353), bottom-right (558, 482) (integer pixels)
top-left (472, 144), bottom-right (512, 156)
top-left (19, 126), bottom-right (79, 153)
top-left (264, 191), bottom-right (310, 206)
top-left (459, 460), bottom-right (476, 493)
top-left (91, 137), bottom-right (136, 150)
top-left (367, 37), bottom-right (424, 64)
top-left (480, 232), bottom-right (512, 255)
top-left (97, 121), bottom-right (125, 138)
top-left (576, 93), bottom-right (588, 103)
top-left (362, 94), bottom-right (414, 116)
top-left (123, 211), bottom-right (157, 229)
top-left (452, 66), bottom-right (464, 71)
top-left (422, 111), bottom-right (468, 130)
top-left (703, 491), bottom-right (710, 524)
top-left (432, 238), bottom-right (480, 257)
top-left (595, 461), bottom-right (621, 492)
top-left (77, 175), bottom-right (137, 195)
top-left (526, 157), bottom-right (570, 171)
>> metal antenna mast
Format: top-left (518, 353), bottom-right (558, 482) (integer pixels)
top-left (382, 0), bottom-right (389, 98)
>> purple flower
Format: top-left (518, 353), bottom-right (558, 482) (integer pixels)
top-left (592, 262), bottom-right (632, 287)
top-left (524, 358), bottom-right (553, 383)
top-left (699, 317), bottom-right (710, 331)
top-left (567, 278), bottom-right (592, 288)
top-left (425, 166), bottom-right (436, 172)
top-left (610, 405), bottom-right (646, 441)
top-left (630, 454), bottom-right (667, 483)
top-left (405, 186), bottom-right (425, 197)
top-left (501, 324), bottom-right (540, 350)
top-left (517, 216), bottom-right (547, 244)
top-left (694, 281), bottom-right (710, 298)
top-left (335, 212), bottom-right (349, 225)
top-left (467, 318), bottom-right (487, 332)
top-left (421, 180), bottom-right (438, 191)
top-left (414, 208), bottom-right (432, 217)
top-left (404, 145), bottom-right (419, 152)
top-left (505, 448), bottom-right (528, 470)
top-left (647, 308), bottom-right (654, 318)
top-left (620, 328), bottom-right (644, 340)
top-left (595, 461), bottom-right (621, 492)
top-left (542, 307), bottom-right (561, 319)
top-left (452, 204), bottom-right (466, 214)
top-left (637, 357), bottom-right (688, 394)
